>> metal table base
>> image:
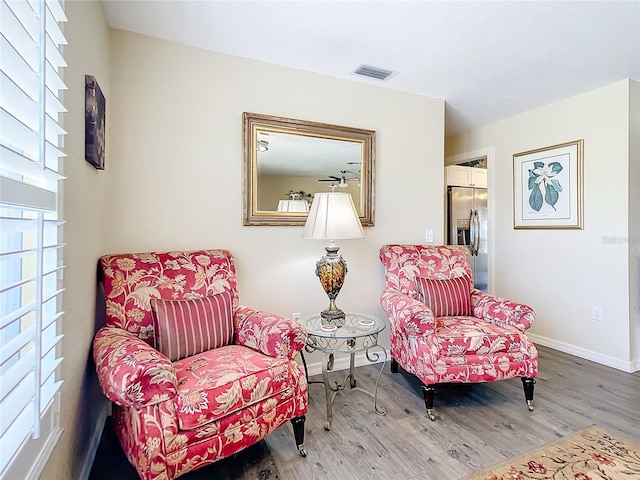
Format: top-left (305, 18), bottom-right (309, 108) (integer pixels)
top-left (320, 347), bottom-right (387, 431)
top-left (301, 312), bottom-right (388, 431)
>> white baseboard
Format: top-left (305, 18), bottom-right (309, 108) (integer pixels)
top-left (304, 351), bottom-right (386, 377)
top-left (78, 399), bottom-right (109, 480)
top-left (528, 333), bottom-right (637, 373)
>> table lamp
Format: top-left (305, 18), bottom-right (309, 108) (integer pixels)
top-left (301, 191), bottom-right (365, 322)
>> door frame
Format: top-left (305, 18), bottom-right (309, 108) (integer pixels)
top-left (445, 147), bottom-right (495, 293)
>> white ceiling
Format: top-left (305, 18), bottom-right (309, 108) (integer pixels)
top-left (102, 0), bottom-right (640, 137)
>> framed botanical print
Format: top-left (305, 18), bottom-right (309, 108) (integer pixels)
top-left (513, 139), bottom-right (583, 229)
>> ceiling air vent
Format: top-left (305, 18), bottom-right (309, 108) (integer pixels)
top-left (352, 64), bottom-right (397, 81)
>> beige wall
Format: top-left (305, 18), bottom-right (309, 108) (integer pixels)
top-left (39, 7), bottom-right (638, 476)
top-left (629, 80), bottom-right (640, 369)
top-left (36, 6), bottom-right (636, 476)
top-left (446, 80), bottom-right (636, 371)
top-left (106, 30), bottom-right (445, 335)
top-left (41, 22), bottom-right (444, 477)
top-left (36, 6), bottom-right (637, 477)
top-left (41, 1), bottom-right (112, 479)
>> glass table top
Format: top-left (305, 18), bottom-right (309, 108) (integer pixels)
top-left (300, 312), bottom-right (385, 338)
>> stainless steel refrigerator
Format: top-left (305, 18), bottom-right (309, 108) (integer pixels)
top-left (447, 186), bottom-right (488, 292)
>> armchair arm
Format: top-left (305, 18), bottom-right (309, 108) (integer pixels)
top-left (380, 288), bottom-right (436, 336)
top-left (234, 306), bottom-right (307, 359)
top-left (93, 326), bottom-right (178, 407)
top-left (471, 289), bottom-right (535, 331)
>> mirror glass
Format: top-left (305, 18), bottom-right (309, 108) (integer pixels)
top-left (243, 113), bottom-right (375, 226)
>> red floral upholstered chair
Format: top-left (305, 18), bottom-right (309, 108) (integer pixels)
top-left (379, 244), bottom-right (538, 420)
top-left (93, 250), bottom-right (308, 480)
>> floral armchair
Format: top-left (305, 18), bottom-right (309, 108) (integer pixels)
top-left (93, 250), bottom-right (308, 480)
top-left (379, 244), bottom-right (538, 420)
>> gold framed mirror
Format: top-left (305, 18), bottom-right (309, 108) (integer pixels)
top-left (243, 112), bottom-right (375, 226)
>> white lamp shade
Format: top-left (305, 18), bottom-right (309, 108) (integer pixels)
top-left (277, 200), bottom-right (310, 212)
top-left (301, 192), bottom-right (365, 240)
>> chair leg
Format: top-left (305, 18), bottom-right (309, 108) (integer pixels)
top-left (390, 357), bottom-right (399, 373)
top-left (421, 385), bottom-right (436, 421)
top-left (521, 377), bottom-right (536, 411)
top-left (290, 415), bottom-right (306, 457)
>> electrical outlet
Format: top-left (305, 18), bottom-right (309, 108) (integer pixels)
top-left (426, 229), bottom-right (434, 243)
top-left (291, 312), bottom-right (301, 322)
top-left (591, 306), bottom-right (603, 321)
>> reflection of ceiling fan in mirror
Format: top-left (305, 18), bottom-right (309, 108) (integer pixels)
top-left (284, 190), bottom-right (312, 200)
top-left (318, 170), bottom-right (359, 188)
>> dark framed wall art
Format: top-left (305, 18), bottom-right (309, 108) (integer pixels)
top-left (85, 75), bottom-right (105, 170)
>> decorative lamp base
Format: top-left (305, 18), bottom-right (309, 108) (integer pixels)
top-left (321, 304), bottom-right (345, 322)
top-left (315, 243), bottom-right (347, 323)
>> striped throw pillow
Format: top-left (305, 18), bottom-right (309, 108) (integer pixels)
top-left (151, 292), bottom-right (234, 361)
top-left (415, 276), bottom-right (471, 317)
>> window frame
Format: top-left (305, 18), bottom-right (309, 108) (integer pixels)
top-left (0, 0), bottom-right (67, 477)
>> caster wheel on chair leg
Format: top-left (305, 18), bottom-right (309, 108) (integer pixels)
top-left (421, 385), bottom-right (436, 421)
top-left (522, 377), bottom-right (536, 413)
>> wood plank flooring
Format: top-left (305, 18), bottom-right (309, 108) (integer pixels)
top-left (90, 346), bottom-right (640, 479)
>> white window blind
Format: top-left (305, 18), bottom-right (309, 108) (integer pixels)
top-left (0, 0), bottom-right (66, 478)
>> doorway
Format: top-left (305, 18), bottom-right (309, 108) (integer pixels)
top-left (444, 148), bottom-right (494, 293)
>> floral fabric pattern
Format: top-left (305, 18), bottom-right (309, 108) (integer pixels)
top-left (472, 290), bottom-right (535, 331)
top-left (379, 244), bottom-right (538, 386)
top-left (464, 426), bottom-right (640, 480)
top-left (93, 249), bottom-right (309, 480)
top-left (380, 244), bottom-right (474, 298)
top-left (234, 306), bottom-right (307, 360)
top-left (93, 326), bottom-right (177, 407)
top-left (100, 250), bottom-right (240, 346)
top-left (434, 316), bottom-right (527, 357)
top-left (380, 288), bottom-right (436, 337)
top-left (112, 374), bottom-right (307, 480)
top-left (172, 345), bottom-right (299, 430)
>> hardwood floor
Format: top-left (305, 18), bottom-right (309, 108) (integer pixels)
top-left (90, 346), bottom-right (640, 479)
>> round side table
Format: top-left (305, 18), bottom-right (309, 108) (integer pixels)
top-left (300, 312), bottom-right (387, 431)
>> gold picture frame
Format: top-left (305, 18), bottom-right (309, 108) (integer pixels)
top-left (513, 139), bottom-right (583, 229)
top-left (242, 112), bottom-right (375, 226)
